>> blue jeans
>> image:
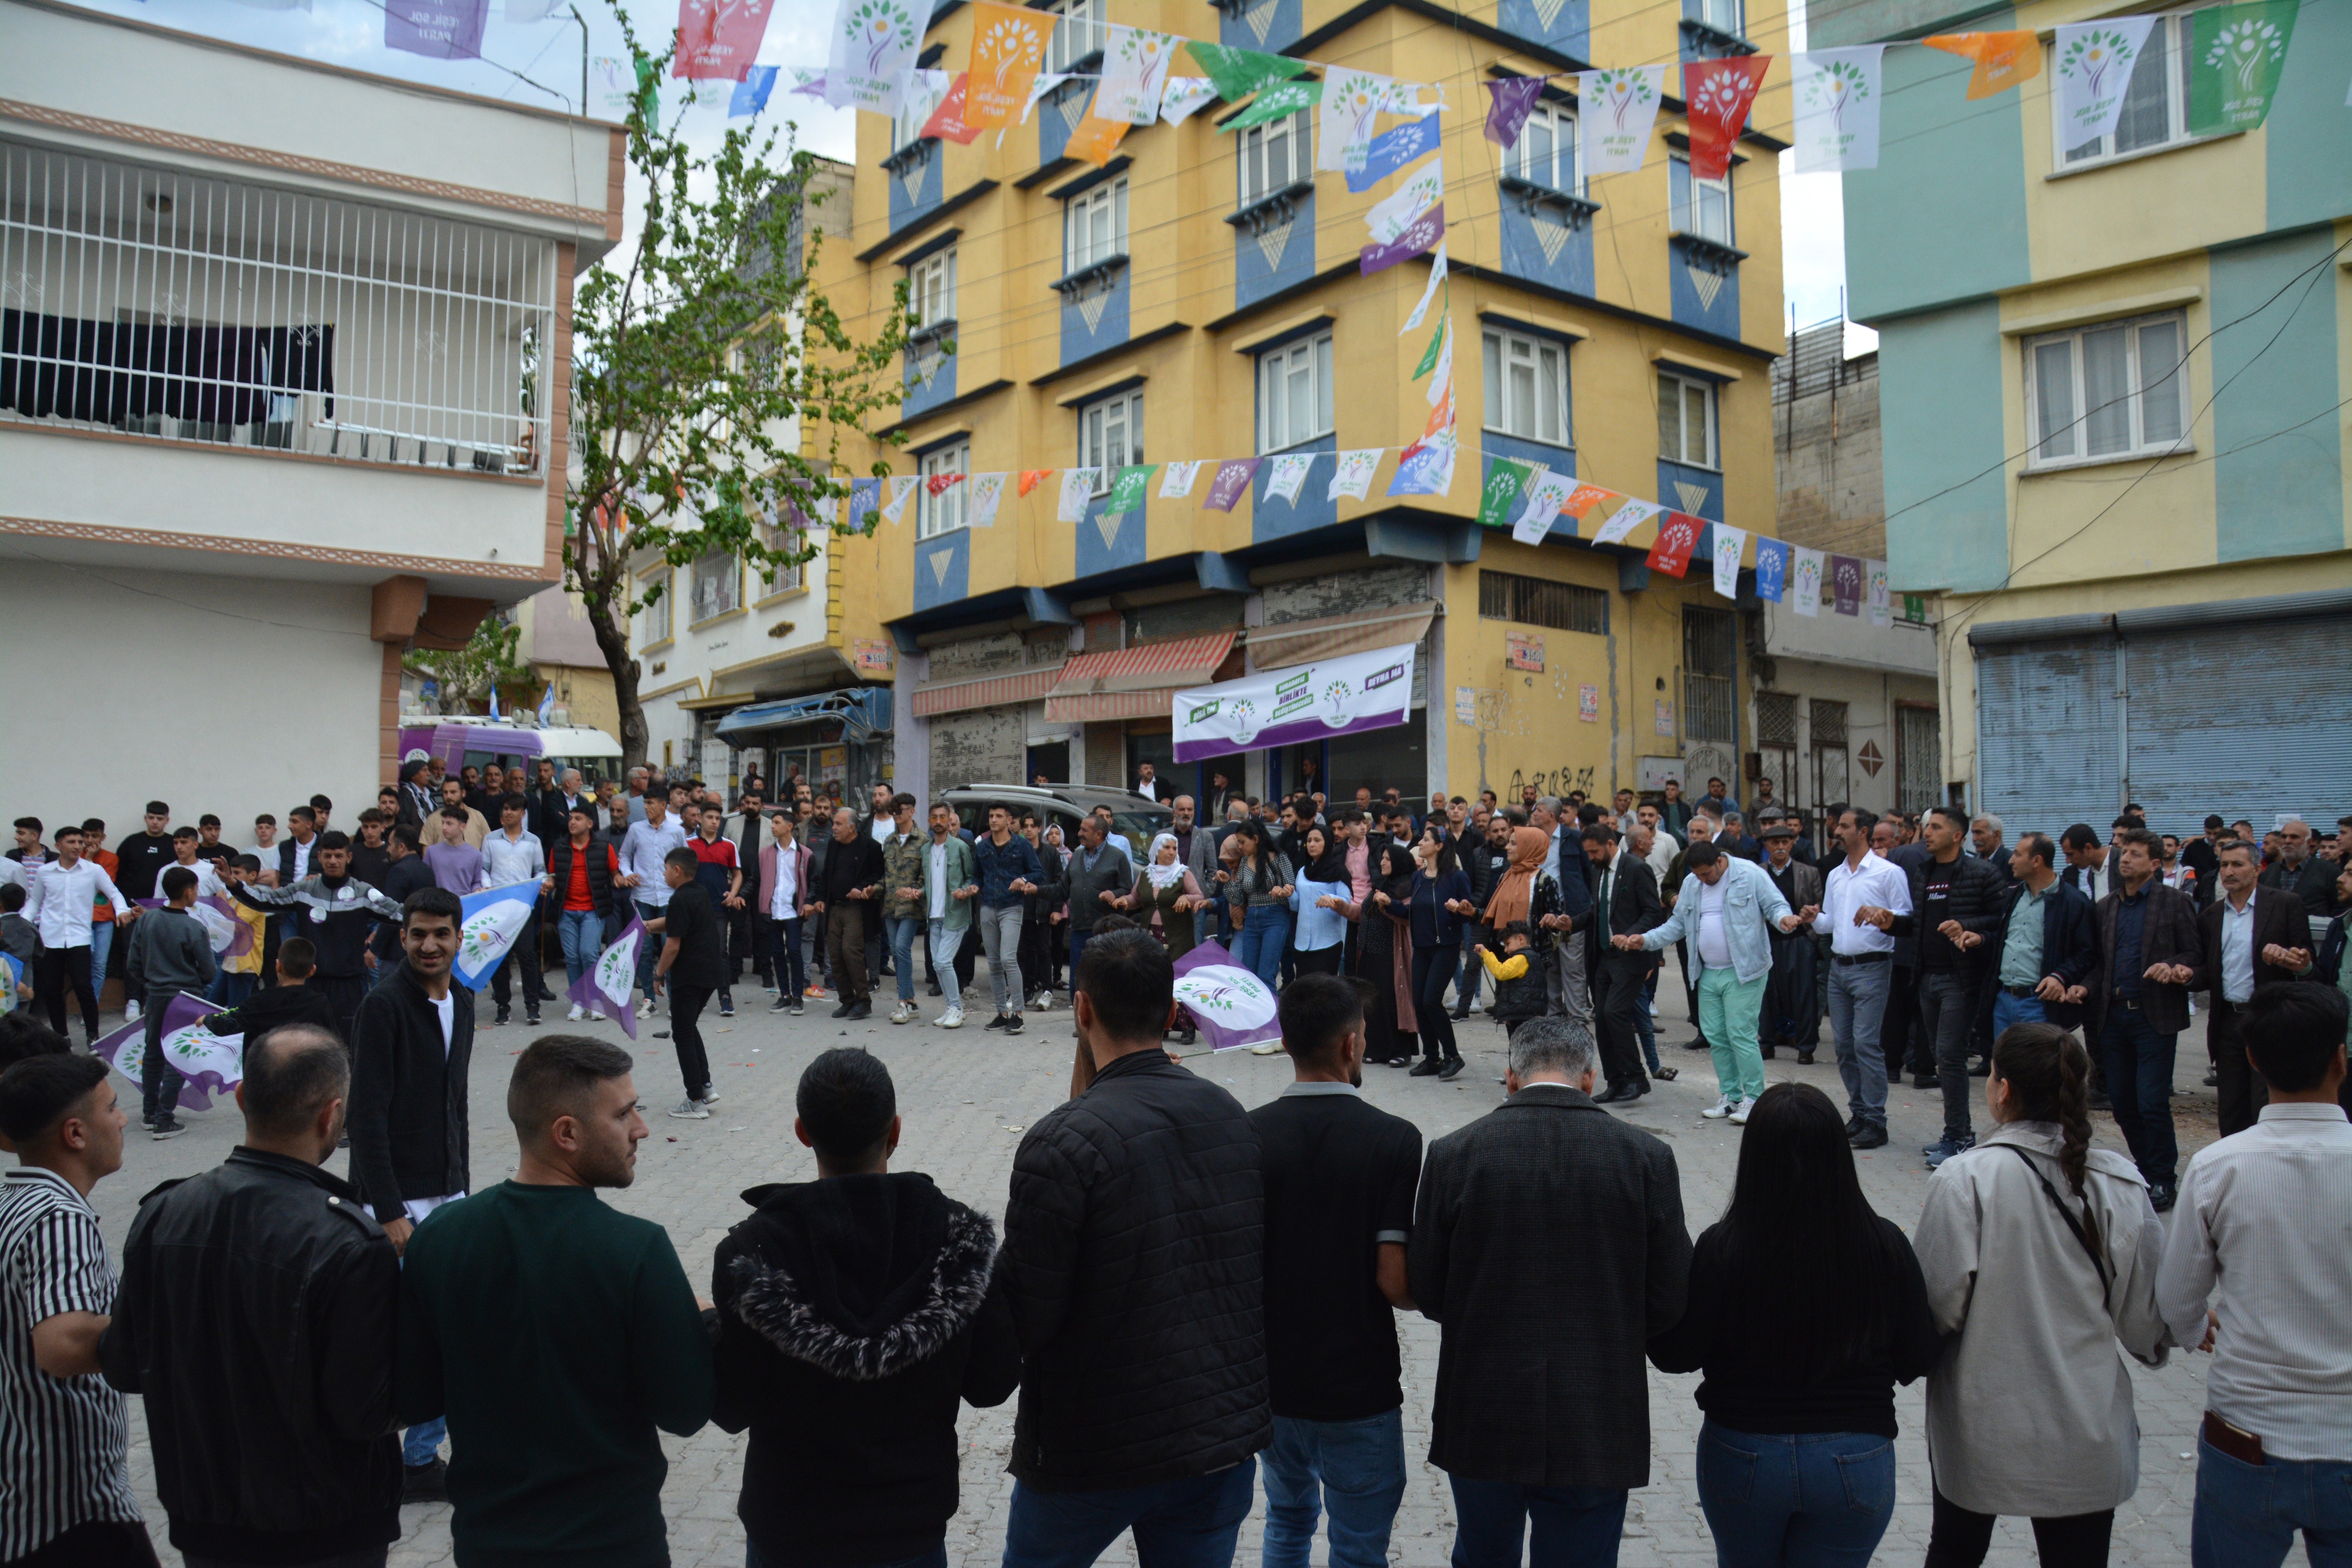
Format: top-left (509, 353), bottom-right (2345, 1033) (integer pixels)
top-left (1992, 988), bottom-right (2048, 1038)
top-left (751, 1543), bottom-right (945, 1568)
top-left (2194, 1431), bottom-right (2352, 1568)
top-left (205, 970), bottom-right (255, 1008)
top-left (1002, 1458), bottom-right (1256, 1568)
top-left (888, 916), bottom-right (922, 1003)
top-left (1826, 959), bottom-right (1891, 1130)
top-left (403, 1416), bottom-right (446, 1467)
top-left (1695, 1421), bottom-right (1896, 1568)
top-left (90, 920), bottom-right (113, 998)
top-left (1233, 904), bottom-right (1292, 990)
top-left (1069, 926), bottom-right (1092, 998)
top-left (1262, 1410), bottom-right (1406, 1568)
top-left (2099, 1006), bottom-right (2179, 1185)
top-left (928, 920), bottom-right (964, 1012)
top-left (1446, 1474), bottom-right (1629, 1568)
top-left (558, 909), bottom-right (605, 988)
top-left (634, 898), bottom-right (666, 998)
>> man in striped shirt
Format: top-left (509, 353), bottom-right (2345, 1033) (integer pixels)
top-left (0, 1052), bottom-right (149, 1568)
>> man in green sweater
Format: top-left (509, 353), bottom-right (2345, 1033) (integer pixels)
top-left (395, 1036), bottom-right (713, 1567)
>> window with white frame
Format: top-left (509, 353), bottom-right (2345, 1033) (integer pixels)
top-left (1044, 0), bottom-right (1104, 74)
top-left (1670, 156), bottom-right (1734, 246)
top-left (690, 550), bottom-right (741, 623)
top-left (892, 93), bottom-right (934, 154)
top-left (639, 573), bottom-right (673, 646)
top-left (916, 444), bottom-right (968, 538)
top-left (2058, 14), bottom-right (2195, 167)
top-left (1506, 102), bottom-right (1581, 195)
top-left (1237, 110), bottom-right (1308, 207)
top-left (1257, 332), bottom-right (1334, 453)
top-left (1657, 370), bottom-right (1719, 468)
top-left (908, 249), bottom-right (956, 331)
top-left (1064, 178), bottom-right (1128, 273)
top-left (1683, 0), bottom-right (1744, 36)
top-left (1079, 390), bottom-right (1143, 493)
top-left (1482, 328), bottom-right (1570, 447)
top-left (759, 508), bottom-right (807, 596)
top-left (2026, 311), bottom-right (2187, 467)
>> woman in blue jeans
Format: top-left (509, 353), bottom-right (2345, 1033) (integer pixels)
top-left (1648, 1082), bottom-right (1942, 1567)
top-left (1225, 821), bottom-right (1295, 990)
top-left (1405, 827), bottom-right (1473, 1080)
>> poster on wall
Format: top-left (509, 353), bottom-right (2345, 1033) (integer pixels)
top-left (1454, 686), bottom-right (1477, 726)
top-left (1654, 699), bottom-right (1675, 737)
top-left (1506, 632), bottom-right (1544, 672)
top-left (853, 639), bottom-right (895, 673)
top-left (1172, 643), bottom-right (1416, 762)
top-left (1579, 684), bottom-right (1600, 722)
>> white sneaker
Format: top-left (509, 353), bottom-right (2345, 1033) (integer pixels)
top-left (939, 1007), bottom-right (964, 1029)
top-left (1729, 1100), bottom-right (1753, 1125)
top-left (667, 1099), bottom-right (710, 1120)
top-left (1250, 1040), bottom-right (1285, 1056)
top-left (704, 1087), bottom-right (722, 1106)
top-left (636, 997), bottom-right (654, 1019)
top-left (1701, 1097), bottom-right (1739, 1120)
top-left (124, 1000), bottom-right (142, 1023)
top-left (891, 1002), bottom-right (914, 1024)
top-left (567, 1004), bottom-right (584, 1022)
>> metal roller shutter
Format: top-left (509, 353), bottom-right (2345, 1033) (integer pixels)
top-left (1974, 636), bottom-right (2121, 842)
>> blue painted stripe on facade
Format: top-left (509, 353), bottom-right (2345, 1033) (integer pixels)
top-left (1497, 0), bottom-right (1588, 62)
top-left (1038, 79), bottom-right (1093, 168)
top-left (901, 338), bottom-right (957, 417)
top-left (1251, 435), bottom-right (1341, 544)
top-left (1220, 0), bottom-right (1299, 52)
top-left (1074, 490), bottom-right (1151, 578)
top-left (2210, 229), bottom-right (2345, 563)
top-left (1668, 240), bottom-right (1742, 340)
top-left (912, 526), bottom-right (971, 612)
top-left (1235, 190), bottom-right (1314, 310)
top-left (1059, 266), bottom-right (1131, 366)
top-left (1880, 299), bottom-right (2010, 592)
top-left (1498, 196), bottom-right (1597, 299)
top-left (884, 141), bottom-right (942, 234)
top-left (1655, 457), bottom-right (1723, 523)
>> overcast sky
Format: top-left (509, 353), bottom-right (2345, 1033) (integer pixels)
top-left (63, 0), bottom-right (1858, 335)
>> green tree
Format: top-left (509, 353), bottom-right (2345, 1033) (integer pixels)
top-left (407, 614), bottom-right (533, 715)
top-left (569, 9), bottom-right (912, 770)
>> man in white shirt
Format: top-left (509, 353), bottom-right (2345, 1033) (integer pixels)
top-left (617, 796), bottom-right (687, 1017)
top-left (22, 825), bottom-right (137, 1047)
top-left (2060, 824), bottom-right (2113, 905)
top-left (1810, 807), bottom-right (1910, 1150)
top-left (2157, 983), bottom-right (2352, 1564)
top-left (1635, 803), bottom-right (1679, 883)
top-left (1133, 763), bottom-right (1167, 803)
top-left (481, 795), bottom-right (548, 1027)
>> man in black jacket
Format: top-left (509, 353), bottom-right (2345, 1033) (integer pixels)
top-left (2082, 828), bottom-right (2202, 1209)
top-left (367, 828), bottom-right (433, 993)
top-left (101, 1025), bottom-right (400, 1567)
top-left (810, 807), bottom-right (884, 1020)
top-left (999, 930), bottom-right (1267, 1565)
top-left (1867, 806), bottom-right (2007, 1168)
top-left (1982, 833), bottom-right (2100, 1042)
top-left (1582, 825), bottom-right (1663, 1105)
top-left (346, 884), bottom-right (472, 1501)
top-left (2261, 816), bottom-right (2342, 920)
top-left (1408, 1016), bottom-right (1689, 1568)
top-left (2193, 839), bottom-right (2316, 1136)
top-left (712, 1048), bottom-right (1018, 1568)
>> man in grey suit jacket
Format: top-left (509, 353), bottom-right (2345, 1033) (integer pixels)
top-left (1408, 1017), bottom-right (1691, 1568)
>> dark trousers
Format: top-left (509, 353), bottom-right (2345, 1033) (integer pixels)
top-left (1921, 969), bottom-right (1980, 1140)
top-left (668, 982), bottom-right (713, 1102)
top-left (1020, 916), bottom-right (1054, 997)
top-left (953, 921), bottom-right (978, 994)
top-left (1295, 944), bottom-right (1344, 976)
top-left (1411, 945), bottom-right (1458, 1062)
top-left (140, 990), bottom-right (187, 1122)
top-left (2, 1517), bottom-right (160, 1568)
top-left (1924, 1486), bottom-right (2112, 1568)
top-left (2099, 1004), bottom-right (2180, 1185)
top-left (1068, 927), bottom-right (1092, 993)
top-left (1592, 958), bottom-right (1648, 1090)
top-left (826, 902), bottom-right (871, 1004)
top-left (2212, 998), bottom-right (2269, 1137)
top-left (1448, 1475), bottom-right (1630, 1568)
top-left (314, 973), bottom-right (365, 1050)
top-left (490, 906), bottom-right (548, 1014)
top-left (1760, 933), bottom-right (1818, 1046)
top-left (735, 906), bottom-right (770, 985)
top-left (766, 917), bottom-right (806, 999)
top-left (37, 944), bottom-right (97, 1040)
top-left (1885, 962), bottom-right (1922, 1078)
top-left (1676, 940), bottom-right (1706, 1047)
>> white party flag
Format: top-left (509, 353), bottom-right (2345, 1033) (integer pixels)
top-left (1058, 468), bottom-right (1100, 523)
top-left (1577, 65), bottom-right (1666, 175)
top-left (1318, 69), bottom-right (1391, 176)
top-left (1590, 497), bottom-right (1661, 548)
top-left (1367, 158), bottom-right (1445, 243)
top-left (1265, 454), bottom-right (1316, 504)
top-left (825, 0), bottom-right (926, 116)
top-left (1328, 449), bottom-right (1383, 501)
top-left (1160, 77), bottom-right (1220, 125)
top-left (1401, 242), bottom-right (1448, 334)
top-left (1022, 72), bottom-right (1074, 124)
top-left (1790, 48), bottom-right (1886, 172)
top-left (1867, 561), bottom-right (1892, 626)
top-left (967, 472), bottom-right (1007, 528)
top-left (1158, 460), bottom-right (1204, 498)
top-left (2054, 18), bottom-right (2155, 149)
top-left (1511, 468), bottom-right (1579, 545)
top-left (1100, 25), bottom-right (1179, 125)
top-left (1791, 546), bottom-right (1825, 617)
top-left (1711, 524), bottom-right (1747, 599)
top-left (882, 477), bottom-right (917, 524)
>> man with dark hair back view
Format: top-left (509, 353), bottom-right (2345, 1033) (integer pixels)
top-left (124, 865), bottom-right (217, 1141)
top-left (397, 1036), bottom-right (712, 1568)
top-left (1249, 974), bottom-right (1422, 1568)
top-left (102, 1026), bottom-right (400, 1568)
top-left (999, 929), bottom-right (1269, 1568)
top-left (711, 1049), bottom-right (1019, 1568)
top-left (194, 937), bottom-right (339, 1051)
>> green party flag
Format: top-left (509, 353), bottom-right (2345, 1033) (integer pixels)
top-left (1221, 79), bottom-right (1321, 132)
top-left (1476, 458), bottom-right (1537, 530)
top-left (1412, 314), bottom-right (1446, 380)
top-left (1105, 464), bottom-right (1157, 514)
top-left (1187, 41), bottom-right (1312, 103)
top-left (2189, 0), bottom-right (2298, 135)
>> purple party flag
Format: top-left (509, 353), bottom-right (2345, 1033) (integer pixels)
top-left (1202, 458), bottom-right (1262, 512)
top-left (385, 0), bottom-right (488, 60)
top-left (569, 915), bottom-right (646, 1038)
top-left (93, 993), bottom-right (246, 1112)
top-left (1345, 110), bottom-right (1441, 194)
top-left (1829, 553), bottom-right (1864, 616)
top-left (1484, 76), bottom-right (1546, 148)
top-left (1361, 202), bottom-right (1443, 276)
top-left (1171, 940), bottom-right (1284, 1052)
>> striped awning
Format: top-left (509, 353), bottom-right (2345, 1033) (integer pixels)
top-left (908, 664), bottom-right (1065, 719)
top-left (1046, 631), bottom-right (1236, 697)
top-left (1243, 601), bottom-right (1437, 671)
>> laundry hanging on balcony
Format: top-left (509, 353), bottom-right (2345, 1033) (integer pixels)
top-left (0, 311), bottom-right (334, 426)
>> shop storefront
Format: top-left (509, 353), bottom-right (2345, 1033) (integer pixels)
top-left (712, 687), bottom-right (894, 805)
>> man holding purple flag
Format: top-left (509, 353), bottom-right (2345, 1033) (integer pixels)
top-left (123, 866), bottom-right (216, 1141)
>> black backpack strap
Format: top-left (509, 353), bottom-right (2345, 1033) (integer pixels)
top-left (2001, 1143), bottom-right (2111, 1308)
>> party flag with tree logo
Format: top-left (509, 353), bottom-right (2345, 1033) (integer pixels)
top-left (1577, 65), bottom-right (1666, 174)
top-left (1100, 24), bottom-right (1180, 124)
top-left (1319, 70), bottom-right (1392, 175)
top-left (1682, 56), bottom-right (1771, 180)
top-left (1477, 458), bottom-right (1539, 530)
top-left (2189, 0), bottom-right (2298, 134)
top-left (1186, 42), bottom-right (1311, 103)
top-left (1223, 79), bottom-right (1320, 132)
top-left (1647, 512), bottom-right (1702, 577)
top-left (824, 0), bottom-right (920, 111)
top-left (1790, 47), bottom-right (1884, 172)
top-left (2055, 18), bottom-right (2155, 147)
top-left (964, 2), bottom-right (1057, 131)
top-left (1923, 31), bottom-right (2041, 99)
top-left (1104, 464), bottom-right (1157, 515)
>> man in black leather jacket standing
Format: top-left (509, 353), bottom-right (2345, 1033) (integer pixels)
top-left (101, 1024), bottom-right (400, 1568)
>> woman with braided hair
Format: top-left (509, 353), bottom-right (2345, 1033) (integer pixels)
top-left (1912, 1022), bottom-right (2171, 1568)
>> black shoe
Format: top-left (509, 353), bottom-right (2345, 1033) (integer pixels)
top-left (2149, 1181), bottom-right (2179, 1212)
top-left (927, 984), bottom-right (944, 997)
top-left (494, 1007), bottom-right (511, 1026)
top-left (1001, 1014), bottom-right (1024, 1035)
top-left (1383, 1054), bottom-right (1414, 1068)
top-left (1912, 1072), bottom-right (1938, 1089)
top-left (1759, 1045), bottom-right (1777, 1060)
top-left (1682, 1038), bottom-right (1711, 1051)
top-left (1797, 1051), bottom-right (1815, 1065)
top-left (1596, 1081), bottom-right (1647, 1104)
top-left (2203, 1066), bottom-right (2219, 1087)
top-left (1847, 1124), bottom-right (1889, 1150)
top-left (985, 1013), bottom-right (1009, 1031)
top-left (1178, 1029), bottom-right (1195, 1046)
top-left (2088, 1090), bottom-right (2111, 1111)
top-left (846, 1002), bottom-right (872, 1021)
top-left (1408, 1058), bottom-right (1442, 1077)
top-left (1438, 1056), bottom-right (1465, 1080)
top-left (403, 1457), bottom-right (447, 1503)
top-left (1969, 1058), bottom-right (1992, 1078)
top-left (151, 1118), bottom-right (187, 1141)
top-left (831, 1002), bottom-right (854, 1019)
top-left (1655, 1065), bottom-right (1678, 1082)
top-left (1844, 1114), bottom-right (1865, 1137)
top-left (525, 1010), bottom-right (541, 1026)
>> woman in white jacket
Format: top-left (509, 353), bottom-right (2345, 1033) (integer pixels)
top-left (1913, 1021), bottom-right (2171, 1568)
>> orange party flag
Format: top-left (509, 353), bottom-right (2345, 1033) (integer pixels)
top-left (1064, 108), bottom-right (1132, 167)
top-left (1924, 31), bottom-right (2041, 99)
top-left (965, 2), bottom-right (1057, 132)
top-left (1017, 469), bottom-right (1056, 496)
top-left (1561, 483), bottom-right (1622, 519)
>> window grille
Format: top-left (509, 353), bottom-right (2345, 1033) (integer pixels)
top-left (1683, 605), bottom-right (1738, 741)
top-left (1478, 570), bottom-right (1608, 635)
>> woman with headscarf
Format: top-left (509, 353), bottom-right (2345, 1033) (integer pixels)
top-left (1120, 832), bottom-right (1205, 1046)
top-left (1341, 840), bottom-right (1420, 1066)
top-left (1289, 823), bottom-right (1353, 978)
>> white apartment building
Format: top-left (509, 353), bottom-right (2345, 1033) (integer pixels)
top-left (1, 0), bottom-right (620, 835)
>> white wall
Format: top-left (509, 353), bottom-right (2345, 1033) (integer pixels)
top-left (1, 559), bottom-right (382, 841)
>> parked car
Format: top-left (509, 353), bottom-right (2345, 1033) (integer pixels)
top-left (938, 784), bottom-right (1171, 862)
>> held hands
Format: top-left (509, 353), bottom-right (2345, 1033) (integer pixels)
top-left (2063, 985), bottom-right (2089, 1005)
top-left (1795, 904), bottom-right (1820, 925)
top-left (1010, 878), bottom-right (1037, 895)
top-left (846, 886), bottom-right (872, 900)
top-left (898, 887), bottom-right (923, 902)
top-left (2143, 962), bottom-right (2194, 984)
top-left (1099, 889), bottom-right (1120, 905)
top-left (2035, 975), bottom-right (2067, 1003)
top-left (1371, 890), bottom-right (1392, 908)
top-left (2262, 944), bottom-right (2313, 971)
top-left (1855, 905), bottom-right (1897, 932)
top-left (1539, 913), bottom-right (1568, 931)
top-left (1444, 897), bottom-right (1476, 916)
top-left (617, 873), bottom-right (641, 889)
top-left (1314, 894), bottom-right (1343, 910)
top-left (382, 1216), bottom-right (414, 1256)
top-left (1610, 933), bottom-right (1645, 951)
top-left (953, 885), bottom-right (977, 900)
top-left (1271, 885), bottom-right (1294, 900)
top-left (1776, 913), bottom-right (1809, 933)
top-left (1937, 919), bottom-right (1982, 951)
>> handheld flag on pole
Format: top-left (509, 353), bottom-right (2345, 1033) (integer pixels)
top-left (454, 884), bottom-right (542, 992)
top-left (571, 915), bottom-right (647, 1037)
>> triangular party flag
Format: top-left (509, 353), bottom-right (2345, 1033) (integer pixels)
top-left (1065, 109), bottom-right (1132, 166)
top-left (1159, 461), bottom-right (1203, 498)
top-left (1202, 459), bottom-right (1261, 511)
top-left (1867, 561), bottom-right (1892, 627)
top-left (570, 915), bottom-right (644, 1037)
top-left (1224, 79), bottom-right (1320, 133)
top-left (1423, 368), bottom-right (1455, 441)
top-left (1386, 432), bottom-right (1456, 497)
top-left (1562, 483), bottom-right (1621, 519)
top-left (1711, 524), bottom-right (1747, 599)
top-left (1590, 497), bottom-right (1661, 548)
top-left (849, 477), bottom-right (882, 528)
top-left (1412, 314), bottom-right (1446, 379)
top-left (882, 477), bottom-right (917, 523)
top-left (679, 0), bottom-right (775, 83)
top-left (1401, 243), bottom-right (1448, 334)
top-left (1100, 25), bottom-right (1180, 124)
top-left (1646, 512), bottom-right (1702, 577)
top-left (1367, 158), bottom-right (1445, 243)
top-left (730, 66), bottom-right (779, 117)
top-left (922, 74), bottom-right (982, 142)
top-left (1791, 546), bottom-right (1825, 616)
top-left (967, 472), bottom-right (1007, 527)
top-left (1017, 469), bottom-right (1054, 497)
top-left (387, 0), bottom-right (488, 60)
top-left (454, 884), bottom-right (543, 990)
top-left (1328, 448), bottom-right (1383, 501)
top-left (1347, 111), bottom-right (1441, 194)
top-left (964, 2), bottom-right (1058, 132)
top-left (1510, 467), bottom-right (1579, 546)
top-left (1829, 553), bottom-right (1864, 616)
top-left (2054, 18), bottom-right (2155, 148)
top-left (1318, 69), bottom-right (1391, 176)
top-left (1160, 77), bottom-right (1220, 125)
top-left (1186, 41), bottom-right (1310, 102)
top-left (1923, 31), bottom-right (2041, 99)
top-left (1753, 537), bottom-right (1790, 602)
top-left (1578, 65), bottom-right (1666, 174)
top-left (788, 67), bottom-right (829, 100)
top-left (1058, 468), bottom-right (1100, 523)
top-left (1363, 204), bottom-right (1443, 276)
top-left (1790, 47), bottom-right (1884, 172)
top-left (1682, 56), bottom-right (1772, 180)
top-left (1484, 76), bottom-right (1546, 149)
top-left (1020, 72), bottom-right (1073, 123)
top-left (1104, 465), bottom-right (1156, 514)
top-left (1265, 453), bottom-right (1316, 503)
top-left (1477, 458), bottom-right (1538, 530)
top-left (2189, 0), bottom-right (2299, 135)
top-left (925, 470), bottom-right (964, 497)
top-left (1425, 318), bottom-right (1454, 404)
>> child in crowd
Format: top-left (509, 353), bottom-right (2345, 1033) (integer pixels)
top-left (1473, 922), bottom-right (1549, 1041)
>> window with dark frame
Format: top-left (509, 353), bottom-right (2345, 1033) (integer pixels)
top-left (1478, 570), bottom-right (1609, 635)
